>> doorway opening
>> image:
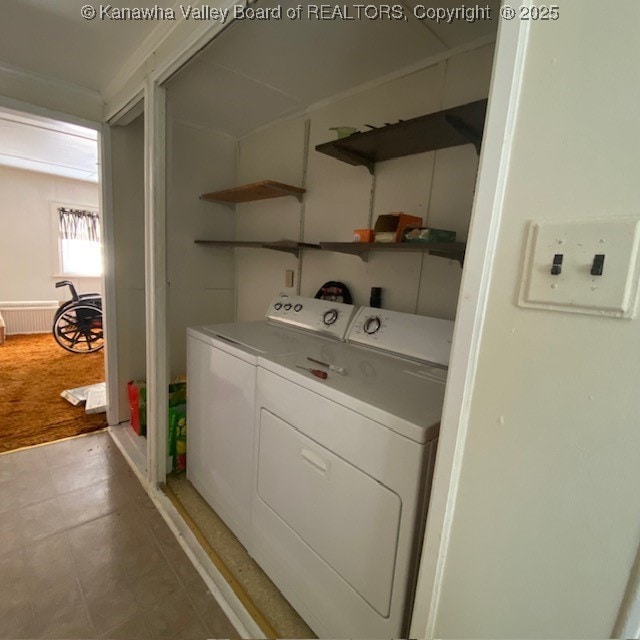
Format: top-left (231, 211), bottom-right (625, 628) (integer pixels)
top-left (0, 106), bottom-right (106, 452)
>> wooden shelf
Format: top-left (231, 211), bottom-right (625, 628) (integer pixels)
top-left (319, 242), bottom-right (466, 264)
top-left (195, 240), bottom-right (320, 258)
top-left (315, 99), bottom-right (487, 174)
top-left (200, 180), bottom-right (306, 204)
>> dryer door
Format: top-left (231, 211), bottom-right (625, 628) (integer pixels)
top-left (257, 408), bottom-right (401, 617)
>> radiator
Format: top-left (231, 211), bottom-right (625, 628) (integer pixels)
top-left (0, 301), bottom-right (59, 335)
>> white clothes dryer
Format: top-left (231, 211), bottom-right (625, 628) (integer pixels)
top-left (251, 307), bottom-right (454, 637)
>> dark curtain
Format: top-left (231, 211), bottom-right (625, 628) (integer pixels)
top-left (58, 208), bottom-right (101, 242)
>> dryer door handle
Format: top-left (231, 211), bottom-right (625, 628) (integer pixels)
top-left (301, 448), bottom-right (330, 474)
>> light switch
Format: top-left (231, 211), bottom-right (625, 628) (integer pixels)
top-left (518, 217), bottom-right (640, 318)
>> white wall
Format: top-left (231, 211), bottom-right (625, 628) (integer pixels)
top-left (165, 116), bottom-right (237, 377)
top-left (235, 44), bottom-right (494, 321)
top-left (0, 164), bottom-right (100, 302)
top-left (432, 2), bottom-right (640, 637)
top-left (111, 115), bottom-right (145, 422)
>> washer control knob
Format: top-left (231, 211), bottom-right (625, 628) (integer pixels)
top-left (274, 303), bottom-right (283, 310)
top-left (284, 303), bottom-right (292, 311)
top-left (323, 309), bottom-right (338, 326)
top-left (294, 303), bottom-right (303, 312)
top-left (363, 316), bottom-right (381, 335)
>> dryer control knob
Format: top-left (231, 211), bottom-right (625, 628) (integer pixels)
top-left (364, 316), bottom-right (381, 335)
top-left (323, 309), bottom-right (338, 326)
top-left (294, 304), bottom-right (303, 312)
top-left (284, 303), bottom-right (292, 311)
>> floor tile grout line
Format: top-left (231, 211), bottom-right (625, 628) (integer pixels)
top-left (55, 490), bottom-right (136, 535)
top-left (117, 502), bottom-right (205, 637)
top-left (17, 545), bottom-right (38, 636)
top-left (97, 609), bottom-right (153, 640)
top-left (117, 459), bottom-right (221, 637)
top-left (60, 474), bottom-right (165, 640)
top-left (150, 523), bottom-right (215, 636)
top-left (118, 481), bottom-right (215, 637)
top-left (17, 470), bottom-right (138, 550)
top-left (74, 576), bottom-right (101, 639)
top-left (50, 464), bottom-right (124, 500)
top-left (0, 427), bottom-right (109, 457)
top-left (44, 441), bottom-right (120, 474)
top-left (61, 527), bottom-right (101, 639)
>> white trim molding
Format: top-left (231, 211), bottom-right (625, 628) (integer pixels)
top-left (409, 11), bottom-right (533, 640)
top-left (100, 124), bottom-right (120, 427)
top-left (144, 78), bottom-right (168, 486)
top-left (0, 62), bottom-right (103, 123)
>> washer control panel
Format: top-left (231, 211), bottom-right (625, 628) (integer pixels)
top-left (267, 294), bottom-right (357, 340)
top-left (347, 306), bottom-right (455, 366)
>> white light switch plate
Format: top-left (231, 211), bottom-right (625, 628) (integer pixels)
top-left (519, 217), bottom-right (640, 318)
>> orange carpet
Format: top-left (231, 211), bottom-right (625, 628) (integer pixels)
top-left (0, 333), bottom-right (106, 452)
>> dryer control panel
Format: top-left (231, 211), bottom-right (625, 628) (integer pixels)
top-left (266, 294), bottom-right (357, 340)
top-left (347, 307), bottom-right (454, 366)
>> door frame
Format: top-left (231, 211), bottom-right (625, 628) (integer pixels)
top-left (143, 78), bottom-right (168, 486)
top-left (409, 11), bottom-right (533, 638)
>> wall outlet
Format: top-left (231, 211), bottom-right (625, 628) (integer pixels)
top-left (285, 269), bottom-right (294, 288)
top-left (518, 217), bottom-right (640, 318)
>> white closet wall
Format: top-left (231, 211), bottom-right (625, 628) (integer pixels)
top-left (165, 117), bottom-right (237, 377)
top-left (235, 43), bottom-right (494, 321)
top-left (111, 114), bottom-right (146, 422)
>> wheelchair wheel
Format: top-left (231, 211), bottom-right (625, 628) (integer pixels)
top-left (52, 303), bottom-right (104, 353)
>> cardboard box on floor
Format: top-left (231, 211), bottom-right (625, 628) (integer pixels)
top-left (127, 380), bottom-right (147, 436)
top-left (374, 213), bottom-right (423, 242)
top-left (128, 378), bottom-right (188, 473)
top-left (168, 381), bottom-right (187, 474)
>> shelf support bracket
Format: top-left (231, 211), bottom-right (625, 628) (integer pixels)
top-left (331, 146), bottom-right (375, 174)
top-left (428, 248), bottom-right (465, 267)
top-left (445, 114), bottom-right (482, 154)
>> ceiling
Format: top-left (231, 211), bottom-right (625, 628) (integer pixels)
top-left (0, 107), bottom-right (98, 181)
top-left (166, 0), bottom-right (499, 138)
top-left (0, 1), bottom-right (499, 119)
top-left (0, 0), bottom-right (173, 92)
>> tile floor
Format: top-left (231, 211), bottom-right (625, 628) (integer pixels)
top-left (0, 431), bottom-right (239, 639)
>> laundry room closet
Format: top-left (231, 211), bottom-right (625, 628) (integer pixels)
top-left (163, 5), bottom-right (497, 364)
top-left (158, 1), bottom-right (498, 636)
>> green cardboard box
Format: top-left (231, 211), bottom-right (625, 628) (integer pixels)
top-left (402, 227), bottom-right (456, 243)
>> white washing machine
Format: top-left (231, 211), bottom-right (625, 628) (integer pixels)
top-left (186, 294), bottom-right (357, 548)
top-left (251, 307), bottom-right (454, 638)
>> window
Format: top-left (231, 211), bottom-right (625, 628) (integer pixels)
top-left (55, 206), bottom-right (102, 276)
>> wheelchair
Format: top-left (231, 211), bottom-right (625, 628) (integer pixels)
top-left (52, 281), bottom-right (104, 353)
